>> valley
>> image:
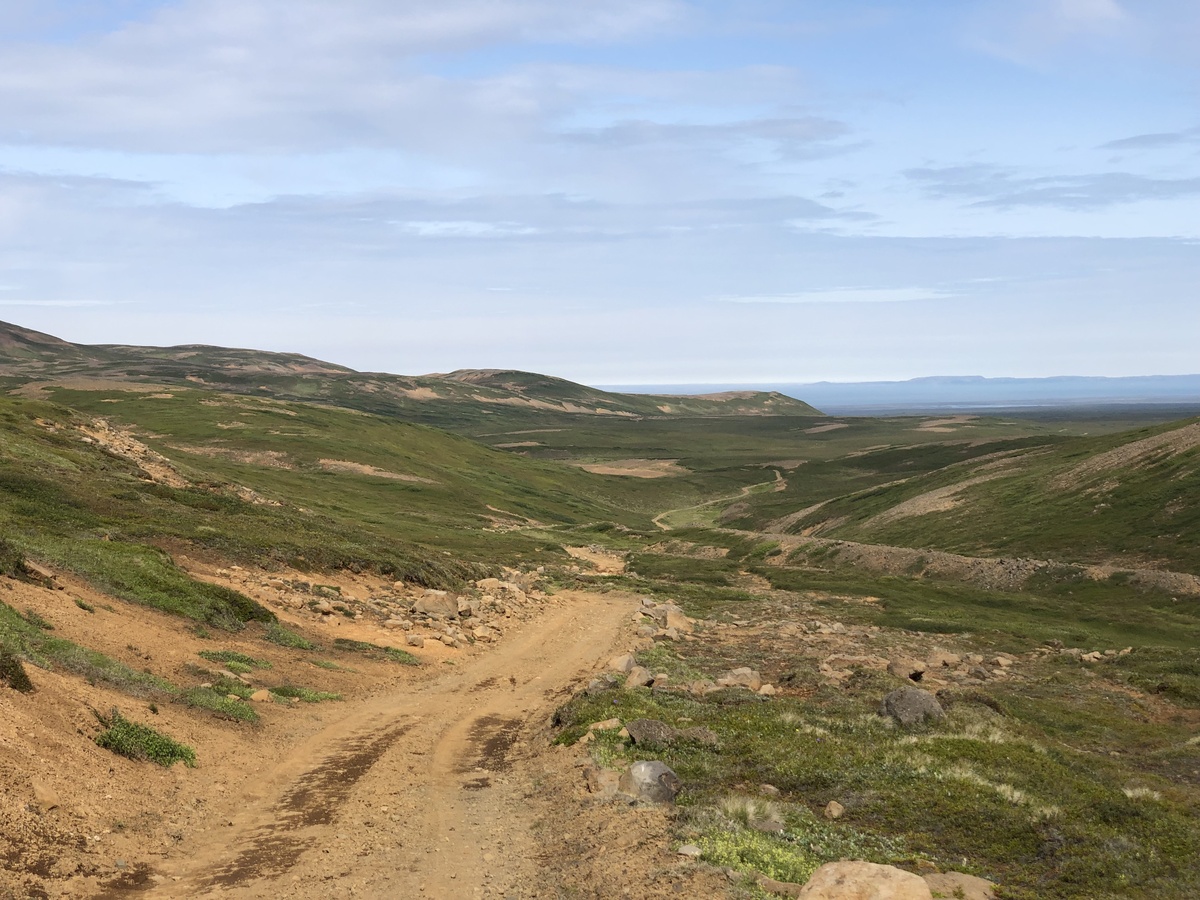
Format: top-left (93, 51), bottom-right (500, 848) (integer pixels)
top-left (2, 321), bottom-right (1198, 899)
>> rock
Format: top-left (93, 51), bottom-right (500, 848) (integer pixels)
top-left (758, 874), bottom-right (805, 898)
top-left (635, 624), bottom-right (657, 638)
top-left (677, 844), bottom-right (703, 858)
top-left (645, 603), bottom-right (684, 627)
top-left (608, 653), bottom-right (636, 673)
top-left (927, 651), bottom-right (962, 669)
top-left (993, 656), bottom-right (1013, 668)
top-left (439, 635), bottom-right (455, 646)
top-left (967, 666), bottom-right (991, 680)
top-left (249, 689), bottom-right (272, 702)
top-left (879, 687), bottom-right (946, 727)
top-left (383, 618), bottom-right (406, 630)
top-left (664, 610), bottom-right (693, 633)
top-left (1081, 651), bottom-right (1104, 663)
top-left (471, 626), bottom-right (494, 642)
top-left (824, 800), bottom-right (844, 819)
top-left (676, 726), bottom-right (720, 747)
top-left (406, 634), bottom-right (426, 648)
top-left (587, 718), bottom-right (622, 732)
top-left (650, 673), bottom-right (669, 688)
top-left (798, 861), bottom-right (933, 899)
top-left (758, 684), bottom-right (777, 697)
top-left (457, 598), bottom-right (473, 617)
top-left (314, 600), bottom-right (334, 614)
top-left (888, 658), bottom-right (928, 682)
top-left (923, 872), bottom-right (996, 900)
top-left (760, 784), bottom-right (781, 797)
top-left (415, 592), bottom-right (458, 618)
top-left (624, 666), bottom-right (654, 689)
top-left (689, 679), bottom-right (717, 695)
top-left (617, 761), bottom-right (681, 804)
top-left (582, 765), bottom-right (620, 796)
top-left (476, 577), bottom-right (501, 591)
top-left (626, 719), bottom-right (676, 746)
top-left (585, 674), bottom-right (618, 696)
top-left (716, 667), bottom-right (763, 691)
top-left (31, 780), bottom-right (60, 813)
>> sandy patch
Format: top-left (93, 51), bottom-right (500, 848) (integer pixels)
top-left (917, 416), bottom-right (978, 432)
top-left (765, 459), bottom-right (807, 470)
top-left (564, 546), bottom-right (627, 574)
top-left (805, 423), bottom-right (849, 434)
top-left (862, 474), bottom-right (1004, 529)
top-left (495, 441), bottom-right (542, 449)
top-left (77, 419), bottom-right (189, 488)
top-left (397, 387), bottom-right (441, 400)
top-left (172, 446), bottom-right (295, 469)
top-left (571, 458), bottom-right (690, 478)
top-left (317, 459), bottom-right (437, 483)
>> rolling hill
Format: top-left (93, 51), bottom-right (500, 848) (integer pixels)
top-left (0, 320), bottom-right (820, 428)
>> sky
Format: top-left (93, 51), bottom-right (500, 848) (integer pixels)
top-left (0, 0), bottom-right (1197, 383)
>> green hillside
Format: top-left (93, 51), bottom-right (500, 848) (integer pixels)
top-left (732, 418), bottom-right (1200, 573)
top-left (0, 320), bottom-right (820, 428)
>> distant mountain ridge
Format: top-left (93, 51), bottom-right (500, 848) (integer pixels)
top-left (605, 374), bottom-right (1200, 413)
top-left (0, 320), bottom-right (820, 424)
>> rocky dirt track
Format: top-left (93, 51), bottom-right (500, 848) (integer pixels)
top-left (126, 589), bottom-right (683, 899)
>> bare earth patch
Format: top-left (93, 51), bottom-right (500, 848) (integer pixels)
top-left (494, 441), bottom-right (542, 449)
top-left (171, 445), bottom-right (295, 469)
top-left (571, 458), bottom-right (690, 478)
top-left (916, 415), bottom-right (978, 433)
top-left (564, 546), bottom-right (627, 573)
top-left (317, 459), bottom-right (437, 483)
top-left (805, 423), bottom-right (848, 434)
top-left (77, 420), bottom-right (188, 488)
top-left (862, 474), bottom-right (1005, 529)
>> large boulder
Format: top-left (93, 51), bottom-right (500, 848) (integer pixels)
top-left (624, 666), bottom-right (654, 689)
top-left (618, 761), bottom-right (682, 804)
top-left (798, 862), bottom-right (933, 899)
top-left (879, 687), bottom-right (946, 727)
top-left (717, 667), bottom-right (763, 692)
top-left (923, 873), bottom-right (995, 900)
top-left (625, 719), bottom-right (676, 747)
top-left (414, 591), bottom-right (459, 618)
top-left (645, 602), bottom-right (684, 627)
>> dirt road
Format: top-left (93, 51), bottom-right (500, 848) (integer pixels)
top-left (138, 590), bottom-right (637, 899)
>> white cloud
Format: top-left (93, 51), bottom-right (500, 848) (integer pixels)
top-left (0, 0), bottom-right (686, 154)
top-left (721, 287), bottom-right (951, 304)
top-left (1057, 0), bottom-right (1126, 27)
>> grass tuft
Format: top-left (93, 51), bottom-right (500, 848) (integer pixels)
top-left (94, 708), bottom-right (196, 767)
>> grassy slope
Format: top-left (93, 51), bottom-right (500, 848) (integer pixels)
top-left (0, 319), bottom-right (821, 427)
top-left (735, 418), bottom-right (1200, 573)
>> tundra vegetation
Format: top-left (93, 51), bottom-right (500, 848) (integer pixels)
top-left (1, 320), bottom-right (1198, 898)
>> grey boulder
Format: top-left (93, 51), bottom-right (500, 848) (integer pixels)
top-left (879, 687), bottom-right (946, 727)
top-left (618, 761), bottom-right (682, 804)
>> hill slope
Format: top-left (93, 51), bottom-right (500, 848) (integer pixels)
top-left (730, 417), bottom-right (1200, 573)
top-left (0, 320), bottom-right (820, 426)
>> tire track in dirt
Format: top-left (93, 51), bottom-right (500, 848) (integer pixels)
top-left (130, 590), bottom-right (633, 899)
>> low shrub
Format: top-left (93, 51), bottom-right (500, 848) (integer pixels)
top-left (94, 708), bottom-right (196, 767)
top-left (0, 645), bottom-right (34, 692)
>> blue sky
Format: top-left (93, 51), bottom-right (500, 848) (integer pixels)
top-left (0, 0), bottom-right (1196, 382)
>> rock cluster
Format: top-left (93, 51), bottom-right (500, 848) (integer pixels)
top-left (219, 565), bottom-right (548, 653)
